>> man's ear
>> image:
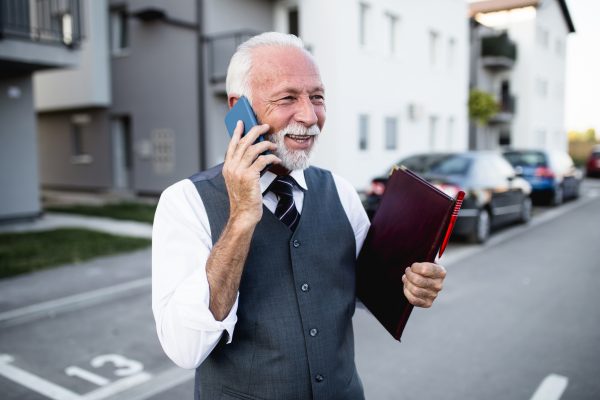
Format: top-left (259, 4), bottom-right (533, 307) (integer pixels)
top-left (228, 96), bottom-right (240, 109)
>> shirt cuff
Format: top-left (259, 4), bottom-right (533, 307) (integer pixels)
top-left (171, 268), bottom-right (239, 344)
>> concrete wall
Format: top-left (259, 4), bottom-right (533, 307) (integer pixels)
top-left (38, 109), bottom-right (113, 189)
top-left (110, 0), bottom-right (200, 193)
top-left (0, 76), bottom-right (41, 220)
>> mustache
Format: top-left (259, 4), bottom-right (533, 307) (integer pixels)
top-left (277, 123), bottom-right (320, 137)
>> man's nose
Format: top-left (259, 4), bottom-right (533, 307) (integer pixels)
top-left (294, 96), bottom-right (319, 127)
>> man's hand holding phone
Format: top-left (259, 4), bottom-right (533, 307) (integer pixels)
top-left (222, 120), bottom-right (281, 228)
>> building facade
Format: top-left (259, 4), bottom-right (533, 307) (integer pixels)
top-left (469, 0), bottom-right (575, 152)
top-left (0, 0), bottom-right (82, 220)
top-left (35, 0), bottom-right (469, 194)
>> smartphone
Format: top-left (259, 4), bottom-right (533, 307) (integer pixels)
top-left (224, 96), bottom-right (264, 144)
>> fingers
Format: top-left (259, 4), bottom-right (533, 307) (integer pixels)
top-left (232, 123), bottom-right (271, 161)
top-left (225, 120), bottom-right (244, 162)
top-left (402, 262), bottom-right (446, 308)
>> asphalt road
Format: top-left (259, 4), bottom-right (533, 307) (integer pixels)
top-left (1, 179), bottom-right (599, 400)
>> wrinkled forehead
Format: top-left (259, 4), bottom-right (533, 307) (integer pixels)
top-left (249, 46), bottom-right (323, 92)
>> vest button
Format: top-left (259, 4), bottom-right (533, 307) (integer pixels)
top-left (292, 240), bottom-right (300, 248)
top-left (301, 283), bottom-right (310, 292)
top-left (309, 328), bottom-right (318, 337)
top-left (315, 374), bottom-right (324, 383)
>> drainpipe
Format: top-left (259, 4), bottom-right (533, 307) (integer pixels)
top-left (197, 0), bottom-right (206, 170)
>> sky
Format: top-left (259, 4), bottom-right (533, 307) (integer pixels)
top-left (564, 0), bottom-right (600, 135)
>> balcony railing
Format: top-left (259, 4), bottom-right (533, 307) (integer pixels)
top-left (489, 95), bottom-right (516, 124)
top-left (481, 32), bottom-right (517, 70)
top-left (0, 0), bottom-right (83, 47)
top-left (205, 30), bottom-right (260, 84)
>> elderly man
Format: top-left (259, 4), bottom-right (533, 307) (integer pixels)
top-left (152, 32), bottom-right (446, 399)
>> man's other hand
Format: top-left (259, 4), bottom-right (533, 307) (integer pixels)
top-left (402, 262), bottom-right (446, 308)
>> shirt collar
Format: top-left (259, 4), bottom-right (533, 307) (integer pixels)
top-left (261, 169), bottom-right (308, 194)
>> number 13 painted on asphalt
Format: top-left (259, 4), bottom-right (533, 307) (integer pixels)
top-left (66, 354), bottom-right (144, 386)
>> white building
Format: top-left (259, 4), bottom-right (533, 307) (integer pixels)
top-left (469, 0), bottom-right (575, 152)
top-left (297, 0), bottom-right (470, 189)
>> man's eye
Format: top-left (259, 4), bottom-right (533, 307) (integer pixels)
top-left (311, 95), bottom-right (325, 104)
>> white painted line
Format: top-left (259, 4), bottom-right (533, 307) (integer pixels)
top-left (82, 372), bottom-right (152, 400)
top-left (66, 366), bottom-right (110, 386)
top-left (0, 278), bottom-right (150, 327)
top-left (0, 354), bottom-right (83, 400)
top-left (530, 374), bottom-right (569, 400)
top-left (99, 367), bottom-right (194, 400)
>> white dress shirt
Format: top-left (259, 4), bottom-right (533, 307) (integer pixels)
top-left (152, 168), bottom-right (370, 369)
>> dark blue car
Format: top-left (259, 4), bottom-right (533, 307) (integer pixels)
top-left (502, 149), bottom-right (582, 206)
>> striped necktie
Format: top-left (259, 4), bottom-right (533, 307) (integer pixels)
top-left (269, 175), bottom-right (300, 231)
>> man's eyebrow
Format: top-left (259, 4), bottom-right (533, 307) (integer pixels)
top-left (271, 86), bottom-right (325, 97)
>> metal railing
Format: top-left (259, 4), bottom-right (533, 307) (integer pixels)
top-left (205, 30), bottom-right (260, 84)
top-left (481, 32), bottom-right (517, 61)
top-left (0, 0), bottom-right (83, 47)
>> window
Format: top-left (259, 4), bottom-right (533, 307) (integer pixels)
top-left (536, 77), bottom-right (548, 98)
top-left (447, 117), bottom-right (455, 148)
top-left (110, 8), bottom-right (129, 54)
top-left (429, 115), bottom-right (439, 149)
top-left (429, 30), bottom-right (439, 66)
top-left (359, 3), bottom-right (370, 47)
top-left (70, 114), bottom-right (93, 164)
top-left (288, 8), bottom-right (299, 36)
top-left (385, 12), bottom-right (399, 55)
top-left (358, 114), bottom-right (369, 150)
top-left (447, 37), bottom-right (456, 67)
top-left (536, 26), bottom-right (549, 49)
top-left (384, 117), bottom-right (398, 150)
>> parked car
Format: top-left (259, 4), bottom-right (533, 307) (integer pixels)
top-left (365, 151), bottom-right (532, 243)
top-left (502, 149), bottom-right (582, 205)
top-left (363, 152), bottom-right (454, 219)
top-left (585, 146), bottom-right (600, 178)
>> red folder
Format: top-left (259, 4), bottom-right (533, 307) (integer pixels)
top-left (356, 166), bottom-right (464, 341)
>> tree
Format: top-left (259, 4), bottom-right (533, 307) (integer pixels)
top-left (468, 89), bottom-right (499, 126)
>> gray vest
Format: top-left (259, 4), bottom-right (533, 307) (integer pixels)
top-left (190, 165), bottom-right (364, 400)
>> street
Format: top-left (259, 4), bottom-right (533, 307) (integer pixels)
top-left (1, 179), bottom-right (599, 400)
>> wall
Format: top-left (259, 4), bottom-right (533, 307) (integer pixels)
top-left (37, 109), bottom-right (113, 189)
top-left (0, 76), bottom-right (41, 219)
top-left (110, 0), bottom-right (200, 193)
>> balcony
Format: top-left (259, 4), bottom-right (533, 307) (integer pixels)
top-left (0, 0), bottom-right (83, 46)
top-left (481, 32), bottom-right (517, 71)
top-left (489, 95), bottom-right (516, 124)
top-left (204, 30), bottom-right (260, 93)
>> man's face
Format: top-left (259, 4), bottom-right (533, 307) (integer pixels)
top-left (249, 46), bottom-right (326, 170)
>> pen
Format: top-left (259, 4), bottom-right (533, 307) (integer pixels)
top-left (438, 191), bottom-right (465, 258)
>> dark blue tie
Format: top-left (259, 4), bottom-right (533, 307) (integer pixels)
top-left (269, 175), bottom-right (300, 231)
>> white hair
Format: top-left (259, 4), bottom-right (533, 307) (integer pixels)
top-left (225, 32), bottom-right (308, 104)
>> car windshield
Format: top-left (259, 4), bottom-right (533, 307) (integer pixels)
top-left (397, 154), bottom-right (452, 174)
top-left (429, 155), bottom-right (472, 176)
top-left (504, 151), bottom-right (547, 167)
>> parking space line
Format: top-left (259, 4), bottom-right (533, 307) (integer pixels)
top-left (0, 354), bottom-right (82, 400)
top-left (101, 367), bottom-right (194, 400)
top-left (0, 278), bottom-right (150, 327)
top-left (81, 373), bottom-right (152, 400)
top-left (530, 374), bottom-right (568, 400)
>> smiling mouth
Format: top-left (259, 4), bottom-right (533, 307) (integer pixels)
top-left (286, 134), bottom-right (313, 143)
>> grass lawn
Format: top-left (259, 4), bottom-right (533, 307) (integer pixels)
top-left (0, 228), bottom-right (151, 279)
top-left (46, 202), bottom-right (157, 223)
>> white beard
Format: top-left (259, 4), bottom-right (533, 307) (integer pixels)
top-left (267, 122), bottom-right (320, 171)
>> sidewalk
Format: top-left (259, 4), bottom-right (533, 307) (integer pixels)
top-left (0, 212), bottom-right (152, 239)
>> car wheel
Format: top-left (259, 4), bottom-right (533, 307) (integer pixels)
top-left (551, 184), bottom-right (564, 206)
top-left (469, 208), bottom-right (490, 244)
top-left (519, 196), bottom-right (532, 224)
top-left (572, 182), bottom-right (581, 199)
